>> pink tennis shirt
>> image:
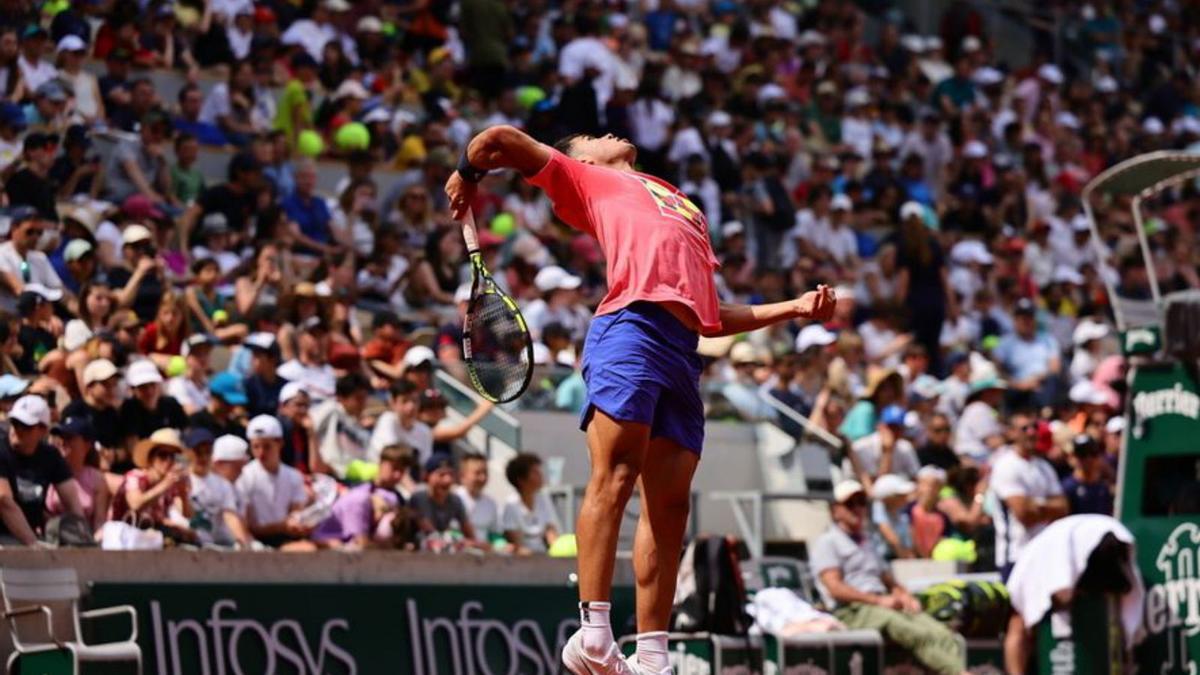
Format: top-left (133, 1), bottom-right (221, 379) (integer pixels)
top-left (527, 149), bottom-right (722, 333)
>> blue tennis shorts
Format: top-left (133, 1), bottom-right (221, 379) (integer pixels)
top-left (580, 302), bottom-right (705, 454)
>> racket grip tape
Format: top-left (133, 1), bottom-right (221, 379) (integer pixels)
top-left (461, 209), bottom-right (481, 255)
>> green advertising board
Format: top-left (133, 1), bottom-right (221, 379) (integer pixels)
top-left (88, 583), bottom-right (635, 675)
top-left (1118, 362), bottom-right (1200, 674)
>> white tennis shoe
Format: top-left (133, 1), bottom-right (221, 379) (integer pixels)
top-left (623, 654), bottom-right (672, 675)
top-left (562, 629), bottom-right (636, 675)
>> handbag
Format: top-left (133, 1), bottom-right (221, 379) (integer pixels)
top-left (100, 513), bottom-right (164, 551)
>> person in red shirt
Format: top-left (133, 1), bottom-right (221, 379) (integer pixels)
top-left (446, 126), bottom-right (837, 675)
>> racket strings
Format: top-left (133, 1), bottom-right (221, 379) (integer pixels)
top-left (467, 293), bottom-right (531, 401)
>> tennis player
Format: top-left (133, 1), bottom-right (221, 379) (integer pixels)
top-left (446, 126), bottom-right (836, 675)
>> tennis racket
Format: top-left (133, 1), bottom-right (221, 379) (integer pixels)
top-left (461, 209), bottom-right (534, 403)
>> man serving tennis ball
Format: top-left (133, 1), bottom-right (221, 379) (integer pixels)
top-left (446, 126), bottom-right (836, 675)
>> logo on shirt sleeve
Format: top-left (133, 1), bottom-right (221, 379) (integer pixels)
top-left (628, 174), bottom-right (708, 235)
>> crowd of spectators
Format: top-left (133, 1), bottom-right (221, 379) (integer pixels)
top-left (0, 0), bottom-right (1190, 557)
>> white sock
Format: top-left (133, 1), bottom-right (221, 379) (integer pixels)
top-left (579, 601), bottom-right (613, 658)
top-left (637, 631), bottom-right (670, 671)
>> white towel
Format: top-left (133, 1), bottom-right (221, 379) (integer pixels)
top-left (1007, 514), bottom-right (1144, 648)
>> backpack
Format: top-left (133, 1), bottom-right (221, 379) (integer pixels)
top-left (670, 536), bottom-right (752, 634)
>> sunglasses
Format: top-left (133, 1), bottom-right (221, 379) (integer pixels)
top-left (929, 425), bottom-right (950, 433)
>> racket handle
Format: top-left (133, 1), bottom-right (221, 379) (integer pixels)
top-left (461, 209), bottom-right (480, 254)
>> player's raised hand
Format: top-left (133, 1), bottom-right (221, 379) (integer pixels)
top-left (444, 171), bottom-right (477, 221)
top-left (797, 284), bottom-right (837, 322)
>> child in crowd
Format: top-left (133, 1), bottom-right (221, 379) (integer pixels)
top-left (501, 453), bottom-right (560, 555)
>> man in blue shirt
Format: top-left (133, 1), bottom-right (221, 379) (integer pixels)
top-left (173, 84), bottom-right (228, 147)
top-left (282, 159), bottom-right (335, 255)
top-left (994, 298), bottom-right (1061, 408)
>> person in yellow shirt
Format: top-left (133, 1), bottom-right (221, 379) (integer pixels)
top-left (274, 52), bottom-right (320, 149)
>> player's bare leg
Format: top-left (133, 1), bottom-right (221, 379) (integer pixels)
top-left (629, 437), bottom-right (699, 672)
top-left (563, 408), bottom-right (649, 674)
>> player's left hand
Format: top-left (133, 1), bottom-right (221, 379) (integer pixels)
top-left (444, 171), bottom-right (477, 221)
top-left (797, 284), bottom-right (837, 322)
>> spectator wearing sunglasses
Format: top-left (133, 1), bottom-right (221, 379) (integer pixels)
top-left (0, 206), bottom-right (64, 314)
top-left (0, 394), bottom-right (82, 545)
top-left (989, 411), bottom-right (1068, 582)
top-left (810, 480), bottom-right (967, 675)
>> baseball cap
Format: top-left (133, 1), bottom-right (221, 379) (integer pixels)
top-left (833, 480), bottom-right (866, 504)
top-left (356, 15), bottom-right (383, 33)
top-left (795, 324), bottom-right (837, 352)
top-left (35, 80), bottom-right (68, 102)
top-left (1069, 380), bottom-right (1109, 407)
top-left (201, 212), bottom-right (229, 235)
top-left (10, 395), bottom-right (49, 427)
top-left (0, 374), bottom-right (29, 398)
top-left (55, 34), bottom-right (86, 53)
top-left (123, 195), bottom-right (165, 222)
top-left (872, 474), bottom-right (915, 499)
top-left (126, 360), bottom-right (164, 387)
top-left (1037, 64), bottom-right (1064, 85)
top-left (419, 388), bottom-right (448, 410)
top-left (83, 358), bottom-right (118, 386)
top-left (61, 318), bottom-right (92, 352)
top-left (1014, 298), bottom-right (1037, 316)
top-left (534, 266), bottom-right (583, 293)
top-left (52, 415), bottom-right (95, 440)
top-left (210, 371), bottom-right (248, 406)
top-left (917, 465), bottom-right (948, 482)
top-left (879, 404), bottom-right (907, 426)
top-left (1105, 416), bottom-right (1125, 435)
top-left (64, 238), bottom-right (94, 262)
top-left (900, 201), bottom-right (924, 221)
top-left (213, 434), bottom-right (250, 461)
top-left (963, 140), bottom-right (988, 159)
top-left (182, 427), bottom-right (215, 449)
top-left (830, 194), bottom-right (853, 212)
top-left (403, 345), bottom-right (436, 369)
top-left (279, 381), bottom-right (306, 405)
top-left (23, 283), bottom-right (62, 303)
top-left (721, 221), bottom-right (745, 238)
top-left (121, 223), bottom-right (154, 245)
top-left (333, 80), bottom-right (370, 101)
top-left (182, 333), bottom-right (216, 357)
top-left (246, 414), bottom-right (283, 440)
top-left (1071, 434), bottom-right (1101, 457)
top-left (424, 452), bottom-right (456, 475)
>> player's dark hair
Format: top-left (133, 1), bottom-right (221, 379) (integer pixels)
top-left (553, 133), bottom-right (588, 157)
top-left (505, 452), bottom-right (542, 488)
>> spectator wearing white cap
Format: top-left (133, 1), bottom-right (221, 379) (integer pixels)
top-left (522, 265), bottom-right (592, 341)
top-left (237, 413), bottom-right (314, 549)
top-left (870, 473), bottom-right (916, 560)
top-left (810, 480), bottom-right (967, 674)
top-left (211, 431), bottom-right (250, 486)
top-left (62, 358), bottom-right (123, 451)
top-left (274, 380), bottom-right (322, 475)
top-left (185, 428), bottom-right (253, 549)
top-left (118, 360), bottom-right (188, 463)
top-left (0, 394), bottom-right (82, 545)
top-left (109, 223), bottom-right (166, 322)
top-left (57, 34), bottom-right (104, 123)
top-left (1069, 318), bottom-right (1110, 383)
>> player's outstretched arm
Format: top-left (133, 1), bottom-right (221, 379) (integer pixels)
top-left (707, 285), bottom-right (837, 337)
top-left (446, 125), bottom-right (551, 219)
